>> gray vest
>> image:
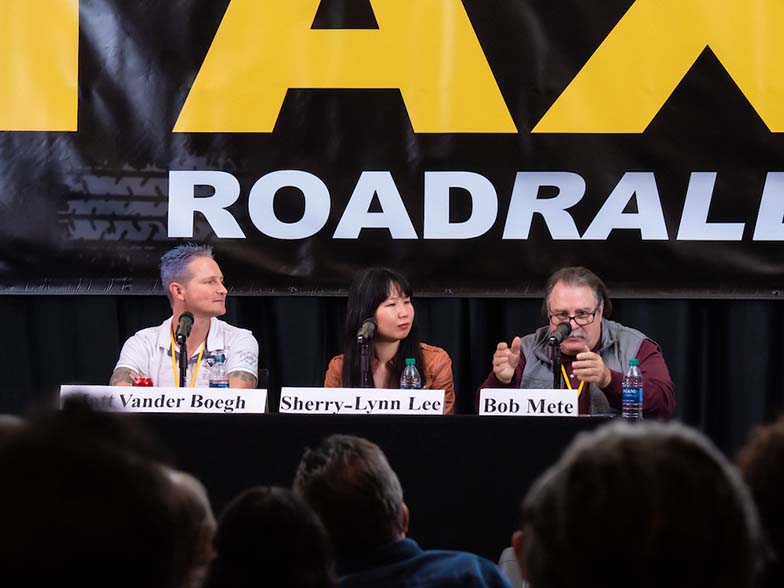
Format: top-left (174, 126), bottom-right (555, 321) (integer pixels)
top-left (519, 319), bottom-right (647, 414)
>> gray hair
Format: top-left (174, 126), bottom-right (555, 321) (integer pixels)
top-left (160, 244), bottom-right (214, 304)
top-left (520, 420), bottom-right (764, 588)
top-left (542, 266), bottom-right (612, 318)
top-left (293, 434), bottom-right (404, 560)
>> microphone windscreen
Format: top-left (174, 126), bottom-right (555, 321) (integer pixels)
top-left (356, 317), bottom-right (377, 340)
top-left (548, 321), bottom-right (572, 344)
top-left (176, 312), bottom-right (194, 340)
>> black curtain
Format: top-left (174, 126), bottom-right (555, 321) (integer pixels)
top-left (1, 294), bottom-right (782, 454)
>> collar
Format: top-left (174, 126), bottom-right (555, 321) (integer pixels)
top-left (338, 538), bottom-right (421, 576)
top-left (155, 316), bottom-right (225, 355)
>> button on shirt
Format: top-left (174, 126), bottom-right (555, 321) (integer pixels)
top-left (115, 317), bottom-right (259, 387)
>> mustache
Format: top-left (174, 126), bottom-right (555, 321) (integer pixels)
top-left (565, 331), bottom-right (587, 339)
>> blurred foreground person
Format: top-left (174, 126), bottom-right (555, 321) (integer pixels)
top-left (295, 434), bottom-right (510, 588)
top-left (513, 420), bottom-right (763, 588)
top-left (0, 400), bottom-right (187, 587)
top-left (205, 486), bottom-right (334, 588)
top-left (0, 413), bottom-right (24, 440)
top-left (168, 468), bottom-right (218, 588)
top-left (737, 415), bottom-right (784, 588)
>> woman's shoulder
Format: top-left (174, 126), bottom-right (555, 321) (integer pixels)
top-left (417, 343), bottom-right (453, 388)
top-left (328, 354), bottom-right (345, 368)
top-left (324, 354), bottom-right (345, 387)
top-left (419, 343), bottom-right (451, 358)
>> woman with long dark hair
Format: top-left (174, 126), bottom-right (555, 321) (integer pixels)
top-left (324, 267), bottom-right (455, 414)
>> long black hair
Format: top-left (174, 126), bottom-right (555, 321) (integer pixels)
top-left (341, 267), bottom-right (425, 388)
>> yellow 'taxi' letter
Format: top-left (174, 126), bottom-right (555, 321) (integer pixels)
top-left (175, 0), bottom-right (516, 133)
top-left (534, 0), bottom-right (784, 133)
top-left (0, 0), bottom-right (79, 131)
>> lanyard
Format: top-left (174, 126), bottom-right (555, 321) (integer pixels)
top-left (170, 331), bottom-right (205, 388)
top-left (561, 363), bottom-right (585, 397)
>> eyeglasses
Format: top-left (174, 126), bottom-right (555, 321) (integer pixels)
top-left (548, 307), bottom-right (599, 327)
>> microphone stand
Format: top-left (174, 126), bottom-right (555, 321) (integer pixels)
top-left (548, 338), bottom-right (561, 389)
top-left (358, 336), bottom-right (371, 388)
top-left (177, 335), bottom-right (188, 388)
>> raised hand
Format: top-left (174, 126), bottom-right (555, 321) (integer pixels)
top-left (492, 336), bottom-right (522, 384)
top-left (571, 344), bottom-right (612, 387)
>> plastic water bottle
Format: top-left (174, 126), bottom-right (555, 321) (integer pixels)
top-left (209, 354), bottom-right (229, 388)
top-left (400, 358), bottom-right (422, 389)
top-left (621, 358), bottom-right (643, 419)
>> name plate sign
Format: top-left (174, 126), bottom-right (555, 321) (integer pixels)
top-left (479, 388), bottom-right (578, 417)
top-left (60, 385), bottom-right (267, 414)
top-left (279, 387), bottom-right (445, 415)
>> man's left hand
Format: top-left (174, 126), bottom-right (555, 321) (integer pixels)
top-left (571, 345), bottom-right (612, 388)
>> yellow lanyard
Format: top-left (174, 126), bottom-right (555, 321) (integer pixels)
top-left (561, 363), bottom-right (585, 397)
top-left (170, 331), bottom-right (205, 388)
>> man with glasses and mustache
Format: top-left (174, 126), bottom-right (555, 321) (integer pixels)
top-left (480, 267), bottom-right (675, 418)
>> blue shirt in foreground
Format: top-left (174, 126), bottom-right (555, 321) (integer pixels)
top-left (337, 538), bottom-right (512, 588)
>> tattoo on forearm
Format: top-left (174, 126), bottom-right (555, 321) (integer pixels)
top-left (228, 371), bottom-right (258, 388)
top-left (110, 368), bottom-right (136, 386)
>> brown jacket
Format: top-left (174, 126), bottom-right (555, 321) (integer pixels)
top-left (324, 343), bottom-right (455, 414)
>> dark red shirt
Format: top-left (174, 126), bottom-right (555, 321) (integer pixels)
top-left (478, 338), bottom-right (675, 418)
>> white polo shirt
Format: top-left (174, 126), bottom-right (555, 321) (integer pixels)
top-left (115, 317), bottom-right (259, 388)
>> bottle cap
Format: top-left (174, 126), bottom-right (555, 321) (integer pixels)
top-left (405, 357), bottom-right (415, 366)
top-left (629, 358), bottom-right (639, 366)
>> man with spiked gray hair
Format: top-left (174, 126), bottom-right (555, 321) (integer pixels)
top-left (111, 243), bottom-right (258, 388)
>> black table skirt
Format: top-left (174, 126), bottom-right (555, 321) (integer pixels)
top-left (141, 413), bottom-right (610, 561)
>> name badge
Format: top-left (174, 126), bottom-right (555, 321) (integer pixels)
top-left (479, 388), bottom-right (578, 416)
top-left (279, 387), bottom-right (445, 415)
top-left (60, 385), bottom-right (267, 414)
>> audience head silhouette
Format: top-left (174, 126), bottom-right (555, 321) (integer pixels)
top-left (0, 398), bottom-right (187, 587)
top-left (0, 413), bottom-right (24, 441)
top-left (294, 434), bottom-right (408, 561)
top-left (515, 420), bottom-right (763, 588)
top-left (205, 485), bottom-right (334, 588)
top-left (294, 434), bottom-right (512, 588)
top-left (737, 414), bottom-right (784, 588)
top-left (167, 467), bottom-right (218, 588)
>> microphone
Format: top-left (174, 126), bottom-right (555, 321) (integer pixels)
top-left (356, 318), bottom-right (377, 343)
top-left (547, 322), bottom-right (572, 345)
top-left (175, 312), bottom-right (194, 344)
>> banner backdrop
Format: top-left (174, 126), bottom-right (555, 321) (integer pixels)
top-left (1, 0), bottom-right (783, 297)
